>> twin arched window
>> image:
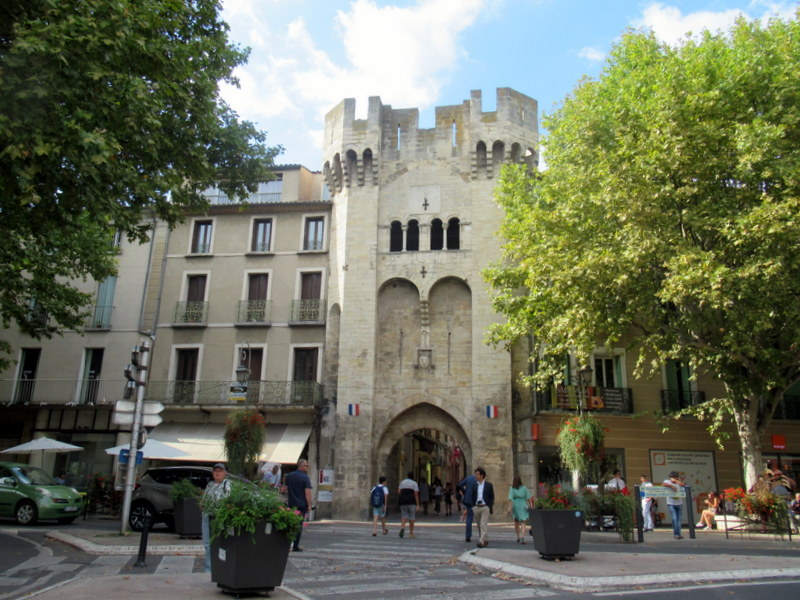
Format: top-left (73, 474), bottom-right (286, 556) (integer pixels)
top-left (390, 218), bottom-right (460, 252)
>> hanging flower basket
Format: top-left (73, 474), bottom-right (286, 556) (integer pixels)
top-left (224, 409), bottom-right (265, 478)
top-left (555, 412), bottom-right (606, 479)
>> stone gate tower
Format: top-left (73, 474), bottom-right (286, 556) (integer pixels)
top-left (321, 88), bottom-right (538, 518)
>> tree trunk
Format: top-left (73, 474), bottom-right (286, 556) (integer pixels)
top-left (732, 399), bottom-right (763, 490)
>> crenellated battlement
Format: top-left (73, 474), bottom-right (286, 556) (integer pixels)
top-left (322, 88), bottom-right (539, 194)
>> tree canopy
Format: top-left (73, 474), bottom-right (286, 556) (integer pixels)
top-left (486, 13), bottom-right (800, 487)
top-left (0, 0), bottom-right (279, 362)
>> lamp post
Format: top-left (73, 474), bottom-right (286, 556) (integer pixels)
top-left (578, 364), bottom-right (593, 411)
top-left (233, 342), bottom-right (251, 403)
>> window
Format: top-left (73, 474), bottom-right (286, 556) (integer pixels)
top-left (175, 348), bottom-right (199, 404)
top-left (14, 348), bottom-right (41, 404)
top-left (81, 349), bottom-right (104, 404)
top-left (390, 221), bottom-right (403, 252)
top-left (430, 219), bottom-right (444, 250)
top-left (251, 218), bottom-right (273, 252)
top-left (191, 220), bottom-right (213, 254)
top-left (406, 220), bottom-right (419, 251)
top-left (175, 275), bottom-right (207, 323)
top-left (240, 273), bottom-right (269, 322)
top-left (446, 218), bottom-right (460, 250)
top-left (594, 354), bottom-right (623, 388)
top-left (293, 347), bottom-right (319, 381)
top-left (254, 177), bottom-right (282, 203)
top-left (293, 272), bottom-right (323, 322)
top-left (303, 217), bottom-right (324, 251)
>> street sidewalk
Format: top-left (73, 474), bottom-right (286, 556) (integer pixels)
top-left (29, 518), bottom-right (800, 595)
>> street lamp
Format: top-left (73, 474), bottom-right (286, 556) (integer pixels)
top-left (235, 342), bottom-right (251, 388)
top-left (578, 364), bottom-right (593, 410)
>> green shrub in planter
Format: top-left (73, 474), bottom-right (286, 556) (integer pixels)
top-left (170, 477), bottom-right (202, 501)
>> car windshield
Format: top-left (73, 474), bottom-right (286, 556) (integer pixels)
top-left (13, 466), bottom-right (58, 485)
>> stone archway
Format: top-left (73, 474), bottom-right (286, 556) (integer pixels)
top-left (375, 402), bottom-right (472, 498)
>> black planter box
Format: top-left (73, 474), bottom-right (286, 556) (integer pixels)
top-left (529, 508), bottom-right (583, 560)
top-left (173, 497), bottom-right (201, 538)
top-left (211, 520), bottom-right (291, 594)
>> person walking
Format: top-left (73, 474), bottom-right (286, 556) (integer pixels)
top-left (419, 479), bottom-right (431, 515)
top-left (508, 475), bottom-right (531, 544)
top-left (640, 474), bottom-right (655, 531)
top-left (458, 470), bottom-right (477, 542)
top-left (285, 459), bottom-right (313, 551)
top-left (471, 467), bottom-right (494, 548)
top-left (444, 483), bottom-right (454, 516)
top-left (663, 470), bottom-right (686, 539)
top-left (397, 472), bottom-right (420, 538)
top-left (432, 477), bottom-right (444, 515)
top-left (371, 475), bottom-right (389, 536)
top-left (201, 463), bottom-right (231, 573)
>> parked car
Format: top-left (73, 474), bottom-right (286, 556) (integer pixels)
top-left (0, 462), bottom-right (83, 525)
top-left (129, 466), bottom-right (215, 531)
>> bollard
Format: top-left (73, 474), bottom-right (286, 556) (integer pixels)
top-left (134, 515), bottom-right (152, 567)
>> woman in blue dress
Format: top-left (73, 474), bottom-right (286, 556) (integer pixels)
top-left (508, 475), bottom-right (532, 543)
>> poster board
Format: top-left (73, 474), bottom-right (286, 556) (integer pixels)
top-left (649, 449), bottom-right (717, 524)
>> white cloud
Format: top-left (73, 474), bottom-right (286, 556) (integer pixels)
top-left (635, 2), bottom-right (797, 45)
top-left (219, 0), bottom-right (486, 166)
top-left (578, 46), bottom-right (605, 62)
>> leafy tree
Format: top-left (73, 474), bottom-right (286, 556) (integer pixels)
top-left (486, 14), bottom-right (800, 489)
top-left (0, 0), bottom-right (280, 365)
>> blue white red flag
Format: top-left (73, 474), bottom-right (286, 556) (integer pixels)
top-left (348, 403), bottom-right (360, 416)
top-left (486, 405), bottom-right (499, 418)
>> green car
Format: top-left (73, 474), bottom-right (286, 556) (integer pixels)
top-left (0, 462), bottom-right (83, 525)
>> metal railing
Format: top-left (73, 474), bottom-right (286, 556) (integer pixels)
top-left (660, 389), bottom-right (707, 412)
top-left (173, 301), bottom-right (208, 325)
top-left (0, 378), bottom-right (126, 405)
top-left (290, 299), bottom-right (325, 324)
top-left (145, 380), bottom-right (323, 407)
top-left (236, 300), bottom-right (272, 324)
top-left (85, 305), bottom-right (113, 330)
top-left (535, 384), bottom-right (634, 413)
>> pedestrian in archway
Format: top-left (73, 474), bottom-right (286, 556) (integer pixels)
top-left (397, 472), bottom-right (420, 538)
top-left (432, 477), bottom-right (443, 515)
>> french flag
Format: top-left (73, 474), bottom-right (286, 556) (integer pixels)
top-left (348, 403), bottom-right (360, 416)
top-left (486, 405), bottom-right (499, 418)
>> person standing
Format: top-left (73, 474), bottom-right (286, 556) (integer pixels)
top-left (471, 467), bottom-right (494, 548)
top-left (444, 483), bottom-right (454, 516)
top-left (397, 472), bottom-right (420, 538)
top-left (419, 479), bottom-right (431, 515)
top-left (371, 475), bottom-right (389, 536)
top-left (458, 470), bottom-right (478, 542)
top-left (640, 474), bottom-right (655, 531)
top-left (262, 463), bottom-right (281, 488)
top-left (507, 475), bottom-right (531, 544)
top-left (201, 463), bottom-right (231, 573)
top-left (432, 478), bottom-right (444, 515)
top-left (606, 470), bottom-right (626, 492)
top-left (663, 470), bottom-right (686, 539)
top-left (285, 459), bottom-right (313, 551)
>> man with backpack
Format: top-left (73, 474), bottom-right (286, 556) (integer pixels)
top-left (371, 475), bottom-right (389, 536)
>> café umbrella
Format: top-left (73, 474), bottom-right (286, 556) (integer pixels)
top-left (104, 439), bottom-right (188, 460)
top-left (1, 437), bottom-right (83, 455)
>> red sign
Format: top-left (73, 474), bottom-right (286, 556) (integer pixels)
top-left (772, 434), bottom-right (786, 450)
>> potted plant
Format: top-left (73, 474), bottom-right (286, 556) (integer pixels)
top-left (724, 481), bottom-right (790, 533)
top-left (203, 480), bottom-right (304, 594)
top-left (170, 478), bottom-right (202, 538)
top-left (529, 484), bottom-right (584, 560)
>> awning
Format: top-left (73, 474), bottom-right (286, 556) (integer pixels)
top-left (150, 422), bottom-right (311, 464)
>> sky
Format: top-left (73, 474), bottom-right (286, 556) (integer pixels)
top-left (219, 0), bottom-right (798, 170)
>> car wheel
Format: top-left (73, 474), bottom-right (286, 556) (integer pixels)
top-left (57, 517), bottom-right (77, 525)
top-left (129, 501), bottom-right (156, 531)
top-left (16, 500), bottom-right (38, 525)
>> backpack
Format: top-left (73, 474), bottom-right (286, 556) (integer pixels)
top-left (370, 485), bottom-right (385, 508)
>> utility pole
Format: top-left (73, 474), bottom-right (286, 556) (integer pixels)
top-left (119, 340), bottom-right (150, 534)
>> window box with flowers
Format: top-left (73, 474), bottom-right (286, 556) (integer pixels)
top-left (203, 480), bottom-right (305, 594)
top-left (528, 485), bottom-right (584, 560)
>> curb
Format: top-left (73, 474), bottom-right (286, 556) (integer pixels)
top-left (46, 530), bottom-right (204, 556)
top-left (459, 551), bottom-right (800, 593)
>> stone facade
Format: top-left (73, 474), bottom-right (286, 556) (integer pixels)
top-left (321, 89), bottom-right (539, 518)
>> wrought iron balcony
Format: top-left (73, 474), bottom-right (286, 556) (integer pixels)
top-left (0, 378), bottom-right (125, 406)
top-left (173, 301), bottom-right (208, 326)
top-left (290, 299), bottom-right (325, 324)
top-left (85, 305), bottom-right (113, 330)
top-left (660, 389), bottom-right (706, 412)
top-left (145, 380), bottom-right (323, 407)
top-left (535, 384), bottom-right (634, 413)
top-left (236, 300), bottom-right (272, 325)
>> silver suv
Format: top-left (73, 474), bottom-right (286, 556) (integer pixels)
top-left (129, 466), bottom-right (213, 531)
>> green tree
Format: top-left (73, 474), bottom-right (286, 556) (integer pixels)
top-left (486, 14), bottom-right (800, 489)
top-left (0, 0), bottom-right (280, 365)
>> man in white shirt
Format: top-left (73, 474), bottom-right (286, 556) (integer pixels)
top-left (639, 474), bottom-right (655, 531)
top-left (663, 470), bottom-right (686, 539)
top-left (606, 470), bottom-right (626, 492)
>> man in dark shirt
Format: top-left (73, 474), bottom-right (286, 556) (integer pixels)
top-left (285, 459), bottom-right (312, 551)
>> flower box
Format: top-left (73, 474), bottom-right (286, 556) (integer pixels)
top-left (174, 497), bottom-right (202, 538)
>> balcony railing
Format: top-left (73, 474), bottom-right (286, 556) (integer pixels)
top-left (236, 300), bottom-right (272, 325)
top-left (535, 384), bottom-right (634, 413)
top-left (173, 301), bottom-right (208, 326)
top-left (145, 380), bottom-right (323, 407)
top-left (660, 389), bottom-right (707, 412)
top-left (0, 378), bottom-right (126, 405)
top-left (86, 305), bottom-right (113, 330)
top-left (290, 299), bottom-right (325, 324)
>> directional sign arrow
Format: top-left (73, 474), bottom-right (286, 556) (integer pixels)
top-left (112, 413), bottom-right (163, 427)
top-left (143, 401), bottom-right (165, 415)
top-left (114, 399), bottom-right (137, 414)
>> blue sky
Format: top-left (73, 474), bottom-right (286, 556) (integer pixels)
top-left (220, 1), bottom-right (798, 170)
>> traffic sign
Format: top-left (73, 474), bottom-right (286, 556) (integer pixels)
top-left (143, 402), bottom-right (165, 415)
top-left (112, 412), bottom-right (163, 427)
